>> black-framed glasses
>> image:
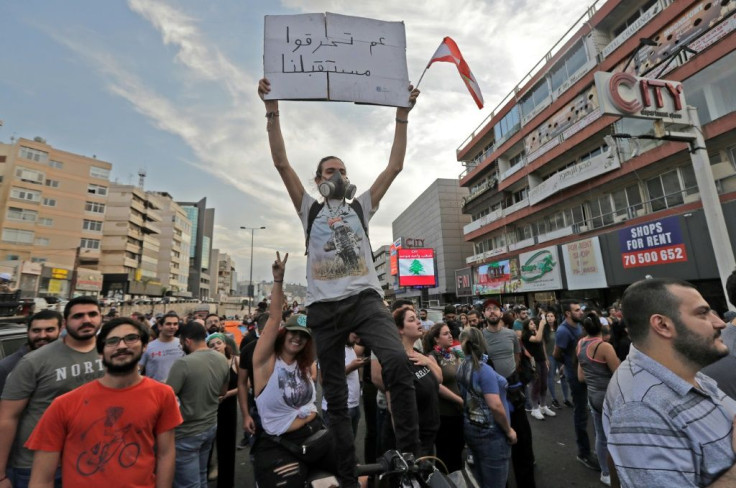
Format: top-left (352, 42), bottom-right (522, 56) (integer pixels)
top-left (103, 334), bottom-right (142, 347)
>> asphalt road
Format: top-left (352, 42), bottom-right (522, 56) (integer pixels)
top-left (213, 386), bottom-right (605, 488)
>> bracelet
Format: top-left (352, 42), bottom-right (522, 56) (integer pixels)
top-left (395, 117), bottom-right (408, 124)
top-left (265, 111), bottom-right (280, 119)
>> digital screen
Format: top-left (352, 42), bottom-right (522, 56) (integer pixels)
top-left (398, 248), bottom-right (436, 287)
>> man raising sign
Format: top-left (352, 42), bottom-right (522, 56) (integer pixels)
top-left (258, 77), bottom-right (420, 487)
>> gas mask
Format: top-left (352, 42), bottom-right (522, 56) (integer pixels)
top-left (318, 172), bottom-right (356, 200)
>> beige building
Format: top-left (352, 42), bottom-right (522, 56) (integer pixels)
top-left (99, 183), bottom-right (163, 298)
top-left (0, 137), bottom-right (109, 297)
top-left (213, 250), bottom-right (236, 299)
top-left (148, 191), bottom-right (192, 298)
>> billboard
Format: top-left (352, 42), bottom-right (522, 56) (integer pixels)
top-left (618, 216), bottom-right (688, 269)
top-left (398, 248), bottom-right (436, 287)
top-left (561, 237), bottom-right (607, 290)
top-left (518, 246), bottom-right (563, 292)
top-left (472, 258), bottom-right (521, 295)
top-left (455, 268), bottom-right (473, 297)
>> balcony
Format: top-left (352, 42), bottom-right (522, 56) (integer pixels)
top-left (145, 207), bottom-right (163, 222)
top-left (509, 237), bottom-right (536, 252)
top-left (466, 245), bottom-right (509, 265)
top-left (463, 208), bottom-right (503, 235)
top-left (503, 198), bottom-right (530, 217)
top-left (501, 158), bottom-right (526, 181)
top-left (144, 219), bottom-right (161, 234)
top-left (130, 199), bottom-right (146, 213)
top-left (129, 214), bottom-right (144, 227)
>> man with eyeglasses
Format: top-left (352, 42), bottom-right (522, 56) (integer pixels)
top-left (25, 317), bottom-right (182, 488)
top-left (140, 312), bottom-right (184, 382)
top-left (0, 296), bottom-right (105, 488)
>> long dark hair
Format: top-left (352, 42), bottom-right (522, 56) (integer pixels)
top-left (274, 328), bottom-right (315, 378)
top-left (423, 322), bottom-right (448, 354)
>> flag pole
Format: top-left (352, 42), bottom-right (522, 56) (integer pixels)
top-left (414, 65), bottom-right (430, 90)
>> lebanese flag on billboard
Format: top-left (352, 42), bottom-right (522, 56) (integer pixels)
top-left (398, 248), bottom-right (436, 287)
top-left (427, 37), bottom-right (484, 109)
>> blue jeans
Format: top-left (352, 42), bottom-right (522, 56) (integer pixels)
top-left (547, 357), bottom-right (569, 402)
top-left (567, 373), bottom-right (591, 457)
top-left (8, 467), bottom-right (61, 488)
top-left (463, 421), bottom-right (511, 488)
top-left (590, 402), bottom-right (609, 476)
top-left (174, 424), bottom-right (217, 488)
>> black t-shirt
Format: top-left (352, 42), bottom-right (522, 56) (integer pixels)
top-left (522, 332), bottom-right (546, 362)
top-left (412, 349), bottom-right (440, 451)
top-left (239, 339), bottom-right (257, 388)
top-left (240, 330), bottom-right (257, 352)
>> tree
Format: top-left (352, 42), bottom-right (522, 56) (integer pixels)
top-left (409, 260), bottom-right (424, 276)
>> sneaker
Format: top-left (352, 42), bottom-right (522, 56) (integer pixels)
top-left (237, 438), bottom-right (249, 450)
top-left (577, 454), bottom-right (601, 471)
top-left (541, 405), bottom-right (556, 417)
top-left (564, 400), bottom-right (574, 408)
top-left (600, 473), bottom-right (611, 486)
top-left (551, 399), bottom-right (562, 409)
top-left (530, 408), bottom-right (545, 420)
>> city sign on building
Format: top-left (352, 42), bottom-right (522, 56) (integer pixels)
top-left (594, 71), bottom-right (690, 125)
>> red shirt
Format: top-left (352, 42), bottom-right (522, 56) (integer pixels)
top-left (26, 377), bottom-right (182, 488)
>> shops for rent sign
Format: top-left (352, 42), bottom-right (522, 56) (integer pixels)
top-left (618, 216), bottom-right (688, 268)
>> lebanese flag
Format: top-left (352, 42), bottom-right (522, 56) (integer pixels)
top-left (427, 37), bottom-right (484, 109)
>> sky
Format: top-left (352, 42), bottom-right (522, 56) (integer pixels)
top-left (0, 0), bottom-right (590, 286)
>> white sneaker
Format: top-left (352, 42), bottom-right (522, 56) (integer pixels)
top-left (541, 405), bottom-right (557, 417)
top-left (600, 473), bottom-right (611, 486)
top-left (530, 408), bottom-right (545, 420)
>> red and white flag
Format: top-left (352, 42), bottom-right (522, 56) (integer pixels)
top-left (427, 37), bottom-right (484, 109)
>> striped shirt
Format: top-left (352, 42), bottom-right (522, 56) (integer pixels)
top-left (603, 345), bottom-right (736, 487)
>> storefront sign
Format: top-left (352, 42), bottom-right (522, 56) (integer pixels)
top-left (51, 268), bottom-right (69, 280)
top-left (562, 237), bottom-right (607, 290)
top-left (618, 216), bottom-right (688, 269)
top-left (518, 246), bottom-right (562, 292)
top-left (472, 258), bottom-right (521, 295)
top-left (594, 71), bottom-right (689, 124)
top-left (455, 267), bottom-right (473, 297)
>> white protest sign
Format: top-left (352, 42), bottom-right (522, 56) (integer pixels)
top-left (264, 13), bottom-right (410, 107)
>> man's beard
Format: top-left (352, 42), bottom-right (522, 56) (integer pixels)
top-left (29, 336), bottom-right (57, 350)
top-left (103, 349), bottom-right (143, 375)
top-left (486, 315), bottom-right (500, 326)
top-left (66, 322), bottom-right (98, 340)
top-left (672, 316), bottom-right (727, 368)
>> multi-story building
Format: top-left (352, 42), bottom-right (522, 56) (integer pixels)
top-left (372, 245), bottom-right (392, 300)
top-left (457, 0), bottom-right (736, 310)
top-left (178, 198), bottom-right (214, 300)
top-left (148, 191), bottom-right (192, 298)
top-left (392, 179), bottom-right (472, 305)
top-left (99, 184), bottom-right (163, 299)
top-left (214, 251), bottom-right (236, 299)
top-left (0, 137), bottom-right (109, 297)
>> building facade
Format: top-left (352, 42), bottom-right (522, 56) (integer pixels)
top-left (0, 137), bottom-right (109, 297)
top-left (178, 198), bottom-right (214, 300)
top-left (457, 0), bottom-right (736, 311)
top-left (391, 179), bottom-right (472, 305)
top-left (372, 244), bottom-right (392, 300)
top-left (148, 191), bottom-right (192, 298)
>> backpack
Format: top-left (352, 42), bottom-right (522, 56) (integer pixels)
top-left (304, 200), bottom-right (369, 255)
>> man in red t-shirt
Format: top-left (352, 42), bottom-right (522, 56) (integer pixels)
top-left (25, 317), bottom-right (182, 488)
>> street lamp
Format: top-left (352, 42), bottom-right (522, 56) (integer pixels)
top-left (240, 226), bottom-right (266, 315)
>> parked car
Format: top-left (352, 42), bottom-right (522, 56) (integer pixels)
top-left (0, 323), bottom-right (27, 360)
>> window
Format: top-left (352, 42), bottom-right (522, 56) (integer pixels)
top-left (82, 220), bottom-right (103, 232)
top-left (6, 255), bottom-right (20, 261)
top-left (89, 166), bottom-right (110, 179)
top-left (6, 207), bottom-right (38, 222)
top-left (550, 41), bottom-right (588, 92)
top-left (87, 184), bottom-right (108, 196)
top-left (646, 169), bottom-right (687, 211)
top-left (589, 195), bottom-right (615, 229)
top-left (34, 237), bottom-right (50, 246)
top-left (42, 198), bottom-right (57, 207)
top-left (39, 217), bottom-right (54, 226)
top-left (31, 257), bottom-right (47, 263)
top-left (520, 80), bottom-right (550, 119)
top-left (85, 201), bottom-right (106, 214)
top-left (80, 238), bottom-right (101, 250)
top-left (2, 228), bottom-right (34, 244)
top-left (612, 0), bottom-right (658, 36)
top-left (15, 167), bottom-right (44, 184)
top-left (48, 160), bottom-right (63, 169)
top-left (682, 50), bottom-right (736, 125)
top-left (45, 179), bottom-right (59, 188)
top-left (10, 187), bottom-right (41, 202)
top-left (18, 147), bottom-right (48, 163)
top-left (509, 151), bottom-right (526, 167)
top-left (493, 106), bottom-right (521, 143)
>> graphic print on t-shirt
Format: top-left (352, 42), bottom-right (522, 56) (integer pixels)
top-left (277, 366), bottom-right (313, 409)
top-left (76, 406), bottom-right (141, 476)
top-left (311, 202), bottom-right (368, 280)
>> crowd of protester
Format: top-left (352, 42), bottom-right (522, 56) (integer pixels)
top-left (0, 267), bottom-right (735, 488)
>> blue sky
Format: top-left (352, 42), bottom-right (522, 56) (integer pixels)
top-left (0, 0), bottom-right (588, 285)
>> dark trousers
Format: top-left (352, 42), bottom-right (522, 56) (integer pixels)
top-left (308, 290), bottom-right (420, 488)
top-left (510, 406), bottom-right (536, 488)
top-left (568, 374), bottom-right (591, 457)
top-left (362, 380), bottom-right (379, 463)
top-left (436, 414), bottom-right (465, 473)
